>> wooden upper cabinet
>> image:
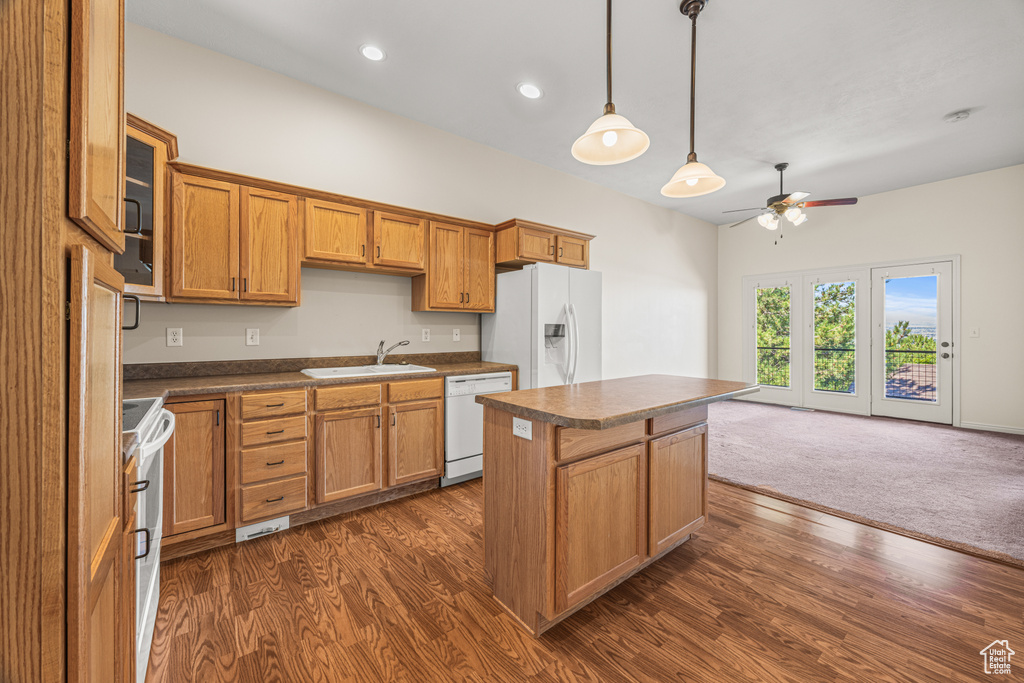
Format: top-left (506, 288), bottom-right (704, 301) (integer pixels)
top-left (163, 400), bottom-right (226, 537)
top-left (316, 407), bottom-right (383, 503)
top-left (412, 222), bottom-right (495, 312)
top-left (240, 187), bottom-right (299, 304)
top-left (303, 198), bottom-right (368, 265)
top-left (388, 399), bottom-right (444, 487)
top-left (372, 211), bottom-right (426, 271)
top-left (67, 245), bottom-right (125, 682)
top-left (495, 219), bottom-right (594, 269)
top-left (170, 174), bottom-right (239, 300)
top-left (555, 443), bottom-right (646, 613)
top-left (69, 0), bottom-right (125, 255)
top-left (648, 423), bottom-right (708, 556)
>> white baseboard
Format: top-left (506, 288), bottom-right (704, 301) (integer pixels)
top-left (959, 421), bottom-right (1024, 436)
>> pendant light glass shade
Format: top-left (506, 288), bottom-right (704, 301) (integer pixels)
top-left (572, 112), bottom-right (650, 165)
top-left (660, 160), bottom-right (726, 198)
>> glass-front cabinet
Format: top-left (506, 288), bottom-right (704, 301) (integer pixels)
top-left (114, 114), bottom-right (177, 300)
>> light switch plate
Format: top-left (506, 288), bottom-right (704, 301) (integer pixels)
top-left (422, 328), bottom-right (430, 342)
top-left (453, 328), bottom-right (461, 342)
top-left (512, 417), bottom-right (533, 440)
top-left (246, 328), bottom-right (260, 346)
top-left (166, 328), bottom-right (182, 347)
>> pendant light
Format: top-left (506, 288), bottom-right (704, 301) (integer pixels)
top-left (571, 0), bottom-right (650, 165)
top-left (661, 0), bottom-right (725, 197)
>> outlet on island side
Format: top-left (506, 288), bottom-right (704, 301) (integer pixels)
top-left (246, 328), bottom-right (260, 346)
top-left (166, 328), bottom-right (183, 347)
top-left (422, 328), bottom-right (430, 342)
top-left (512, 417), bottom-right (533, 440)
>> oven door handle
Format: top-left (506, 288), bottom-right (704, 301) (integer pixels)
top-left (139, 409), bottom-right (175, 459)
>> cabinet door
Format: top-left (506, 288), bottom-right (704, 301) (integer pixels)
top-left (69, 0), bottom-right (125, 254)
top-left (163, 400), bottom-right (226, 536)
top-left (519, 227), bottom-right (556, 263)
top-left (648, 424), bottom-right (708, 556)
top-left (67, 245), bottom-right (124, 682)
top-left (373, 211), bottom-right (426, 270)
top-left (316, 407), bottom-right (383, 503)
top-left (116, 121), bottom-right (168, 299)
top-left (120, 508), bottom-right (137, 683)
top-left (303, 198), bottom-right (368, 265)
top-left (555, 443), bottom-right (645, 612)
top-left (240, 187), bottom-right (299, 303)
top-left (170, 174), bottom-right (239, 300)
top-left (463, 227), bottom-right (495, 311)
top-left (556, 235), bottom-right (588, 268)
top-left (429, 222), bottom-right (464, 308)
top-left (388, 400), bottom-right (444, 486)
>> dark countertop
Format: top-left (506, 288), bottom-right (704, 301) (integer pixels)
top-left (475, 375), bottom-right (758, 429)
top-left (123, 361), bottom-right (518, 400)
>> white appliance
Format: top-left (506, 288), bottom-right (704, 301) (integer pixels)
top-left (442, 371), bottom-right (512, 487)
top-left (482, 262), bottom-right (602, 389)
top-left (122, 397), bottom-right (175, 683)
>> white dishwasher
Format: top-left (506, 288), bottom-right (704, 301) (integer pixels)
top-left (443, 371), bottom-right (512, 486)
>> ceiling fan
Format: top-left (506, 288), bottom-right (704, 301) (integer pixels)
top-left (725, 163), bottom-right (858, 231)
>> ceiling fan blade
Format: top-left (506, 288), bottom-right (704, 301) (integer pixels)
top-left (722, 207), bottom-right (762, 214)
top-left (781, 191), bottom-right (810, 204)
top-left (727, 215), bottom-right (759, 229)
top-left (801, 197), bottom-right (858, 208)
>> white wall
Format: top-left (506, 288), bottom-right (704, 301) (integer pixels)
top-left (718, 164), bottom-right (1024, 432)
top-left (123, 25), bottom-right (718, 378)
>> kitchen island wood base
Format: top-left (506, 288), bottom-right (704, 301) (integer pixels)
top-left (479, 375), bottom-right (757, 636)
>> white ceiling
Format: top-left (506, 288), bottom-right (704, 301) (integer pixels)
top-left (125, 0), bottom-right (1024, 225)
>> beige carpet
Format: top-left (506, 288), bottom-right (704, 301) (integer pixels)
top-left (707, 400), bottom-right (1024, 567)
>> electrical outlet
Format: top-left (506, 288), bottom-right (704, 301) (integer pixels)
top-left (512, 417), bottom-right (533, 440)
top-left (246, 328), bottom-right (260, 346)
top-left (969, 327), bottom-right (980, 338)
top-left (452, 328), bottom-right (461, 342)
top-left (166, 328), bottom-right (183, 347)
top-left (422, 328), bottom-right (430, 342)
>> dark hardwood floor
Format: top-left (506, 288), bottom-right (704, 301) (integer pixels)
top-left (148, 479), bottom-right (1024, 682)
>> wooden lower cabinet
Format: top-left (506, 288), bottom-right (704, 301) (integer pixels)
top-left (555, 443), bottom-right (646, 612)
top-left (163, 399), bottom-right (226, 536)
top-left (388, 399), bottom-right (443, 486)
top-left (316, 407), bottom-right (383, 503)
top-left (648, 423), bottom-right (708, 556)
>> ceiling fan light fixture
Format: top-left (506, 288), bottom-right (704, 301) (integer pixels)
top-left (572, 111), bottom-right (651, 165)
top-left (661, 160), bottom-right (726, 198)
top-left (791, 213), bottom-right (808, 226)
top-left (784, 207), bottom-right (802, 222)
top-left (757, 212), bottom-right (778, 229)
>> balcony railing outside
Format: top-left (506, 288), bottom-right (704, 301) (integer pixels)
top-left (757, 347), bottom-right (935, 401)
top-left (885, 349), bottom-right (937, 401)
top-left (813, 348), bottom-right (855, 394)
top-left (756, 346), bottom-right (790, 387)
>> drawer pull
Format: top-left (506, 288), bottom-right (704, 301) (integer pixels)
top-left (266, 496), bottom-right (285, 503)
top-left (266, 402), bottom-right (285, 407)
top-left (267, 429), bottom-right (285, 435)
top-left (266, 460), bottom-right (285, 466)
top-left (128, 479), bottom-right (150, 494)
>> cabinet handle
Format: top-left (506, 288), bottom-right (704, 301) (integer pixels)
top-left (376, 246), bottom-right (381, 258)
top-left (124, 197), bottom-right (143, 234)
top-left (266, 429), bottom-right (285, 435)
top-left (549, 245), bottom-right (554, 255)
top-left (361, 245), bottom-right (365, 257)
top-left (465, 292), bottom-right (470, 304)
top-left (460, 292), bottom-right (464, 303)
top-left (559, 247), bottom-right (563, 257)
top-left (376, 414), bottom-right (381, 428)
top-left (391, 412), bottom-right (396, 426)
top-left (129, 479), bottom-right (150, 494)
top-left (215, 410), bottom-right (220, 426)
top-left (231, 277), bottom-right (236, 292)
top-left (244, 278), bottom-right (248, 292)
top-left (266, 496), bottom-right (285, 503)
top-left (266, 402), bottom-right (285, 407)
top-left (266, 460), bottom-right (285, 466)
top-left (122, 295), bottom-right (141, 330)
top-left (133, 528), bottom-right (151, 560)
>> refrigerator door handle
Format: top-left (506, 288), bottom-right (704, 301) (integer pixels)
top-left (569, 303), bottom-right (581, 384)
top-left (562, 303), bottom-right (574, 385)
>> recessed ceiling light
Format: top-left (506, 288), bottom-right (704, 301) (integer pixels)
top-left (517, 82), bottom-right (543, 99)
top-left (359, 44), bottom-right (386, 62)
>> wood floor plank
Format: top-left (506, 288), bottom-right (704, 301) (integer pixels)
top-left (150, 480), bottom-right (1024, 681)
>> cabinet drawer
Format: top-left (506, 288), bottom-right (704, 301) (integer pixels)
top-left (388, 378), bottom-right (443, 403)
top-left (240, 440), bottom-right (308, 485)
top-left (240, 475), bottom-right (307, 523)
top-left (649, 406), bottom-right (708, 437)
top-left (316, 383), bottom-right (382, 411)
top-left (241, 414), bottom-right (307, 447)
top-left (241, 389), bottom-right (307, 421)
top-left (557, 420), bottom-right (646, 462)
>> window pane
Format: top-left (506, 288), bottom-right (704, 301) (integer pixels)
top-left (756, 286), bottom-right (790, 387)
top-left (813, 281), bottom-right (856, 394)
top-left (884, 275), bottom-right (938, 401)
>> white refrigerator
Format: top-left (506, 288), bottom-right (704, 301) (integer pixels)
top-left (481, 263), bottom-right (601, 389)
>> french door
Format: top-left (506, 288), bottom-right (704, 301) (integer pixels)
top-left (870, 262), bottom-right (954, 423)
top-left (744, 259), bottom-right (955, 423)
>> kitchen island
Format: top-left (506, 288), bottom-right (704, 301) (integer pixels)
top-left (476, 375), bottom-right (758, 636)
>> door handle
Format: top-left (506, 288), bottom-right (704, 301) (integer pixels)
top-left (123, 197), bottom-right (143, 234)
top-left (133, 528), bottom-right (151, 560)
top-left (128, 479), bottom-right (150, 494)
top-left (941, 352), bottom-right (951, 359)
top-left (122, 295), bottom-right (141, 330)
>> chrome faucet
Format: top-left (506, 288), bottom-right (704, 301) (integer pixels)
top-left (376, 339), bottom-right (410, 366)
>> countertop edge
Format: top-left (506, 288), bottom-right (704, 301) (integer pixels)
top-left (477, 384), bottom-right (761, 429)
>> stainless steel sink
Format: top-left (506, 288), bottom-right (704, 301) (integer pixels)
top-left (301, 364), bottom-right (434, 379)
